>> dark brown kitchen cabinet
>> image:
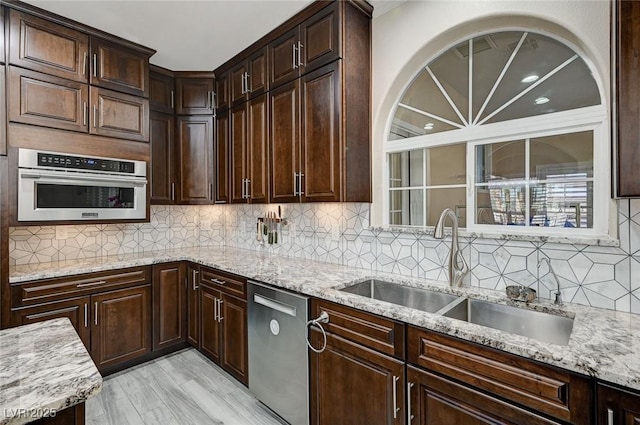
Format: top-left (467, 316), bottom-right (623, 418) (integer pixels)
top-left (90, 285), bottom-right (152, 372)
top-left (32, 403), bottom-right (85, 425)
top-left (215, 109), bottom-right (230, 203)
top-left (175, 115), bottom-right (214, 204)
top-left (89, 86), bottom-right (149, 142)
top-left (406, 366), bottom-right (562, 425)
top-left (150, 66), bottom-right (175, 113)
top-left (12, 296), bottom-right (91, 349)
top-left (268, 2), bottom-right (339, 90)
top-left (175, 75), bottom-right (215, 115)
top-left (8, 9), bottom-right (89, 83)
top-left (187, 265), bottom-right (200, 347)
top-left (200, 283), bottom-right (221, 363)
top-left (150, 111), bottom-right (175, 204)
top-left (269, 62), bottom-right (341, 203)
top-left (152, 263), bottom-right (187, 351)
top-left (90, 38), bottom-right (149, 97)
top-left (8, 66), bottom-right (89, 133)
top-left (219, 293), bottom-right (248, 384)
top-left (597, 383), bottom-right (640, 425)
top-left (230, 94), bottom-right (268, 203)
top-left (616, 0), bottom-right (640, 197)
top-left (230, 47), bottom-right (268, 107)
top-left (215, 70), bottom-right (230, 111)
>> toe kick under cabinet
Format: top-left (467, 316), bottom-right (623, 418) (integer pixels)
top-left (10, 266), bottom-right (153, 374)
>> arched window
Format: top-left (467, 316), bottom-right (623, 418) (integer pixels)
top-left (385, 30), bottom-right (607, 237)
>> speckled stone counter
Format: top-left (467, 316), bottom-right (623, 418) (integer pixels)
top-left (9, 246), bottom-right (640, 392)
top-left (0, 318), bottom-right (102, 425)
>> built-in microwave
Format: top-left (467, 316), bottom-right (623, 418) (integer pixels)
top-left (18, 148), bottom-right (147, 222)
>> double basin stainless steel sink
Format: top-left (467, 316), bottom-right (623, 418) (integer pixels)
top-left (341, 279), bottom-right (574, 346)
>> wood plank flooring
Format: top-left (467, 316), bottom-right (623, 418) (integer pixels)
top-left (86, 349), bottom-right (287, 425)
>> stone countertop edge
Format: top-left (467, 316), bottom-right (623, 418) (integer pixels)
top-left (0, 318), bottom-right (102, 425)
top-left (9, 246), bottom-right (640, 393)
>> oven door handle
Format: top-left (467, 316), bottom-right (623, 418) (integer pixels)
top-left (20, 170), bottom-right (147, 187)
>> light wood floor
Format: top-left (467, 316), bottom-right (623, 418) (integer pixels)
top-left (86, 348), bottom-right (287, 425)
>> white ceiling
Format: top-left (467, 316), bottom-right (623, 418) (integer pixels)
top-left (23, 0), bottom-right (404, 72)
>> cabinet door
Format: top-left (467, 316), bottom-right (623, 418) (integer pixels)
top-left (230, 103), bottom-right (248, 203)
top-left (230, 62), bottom-right (247, 107)
top-left (152, 263), bottom-right (186, 351)
top-left (8, 66), bottom-right (89, 133)
top-left (12, 296), bottom-right (91, 349)
top-left (248, 47), bottom-right (268, 98)
top-left (269, 28), bottom-right (299, 89)
top-left (299, 3), bottom-right (340, 75)
top-left (8, 9), bottom-right (89, 82)
top-left (220, 294), bottom-right (248, 384)
top-left (89, 86), bottom-right (149, 142)
top-left (176, 78), bottom-right (214, 115)
top-left (175, 115), bottom-right (214, 204)
top-left (90, 38), bottom-right (149, 97)
top-left (200, 284), bottom-right (221, 363)
top-left (215, 109), bottom-right (230, 203)
top-left (407, 366), bottom-right (561, 425)
top-left (300, 61), bottom-right (341, 202)
top-left (187, 266), bottom-right (200, 348)
top-left (269, 80), bottom-right (300, 203)
top-left (598, 383), bottom-right (640, 425)
top-left (215, 71), bottom-right (230, 112)
top-left (150, 111), bottom-right (175, 204)
top-left (150, 70), bottom-right (174, 113)
top-left (248, 94), bottom-right (269, 203)
top-left (91, 285), bottom-right (151, 371)
top-left (310, 332), bottom-right (405, 425)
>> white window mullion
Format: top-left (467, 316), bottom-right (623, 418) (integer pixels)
top-left (423, 148), bottom-right (428, 227)
top-left (468, 38), bottom-right (473, 125)
top-left (525, 138), bottom-right (531, 227)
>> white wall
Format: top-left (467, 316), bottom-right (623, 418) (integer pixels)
top-left (370, 0), bottom-right (611, 225)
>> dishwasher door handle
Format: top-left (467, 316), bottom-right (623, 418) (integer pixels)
top-left (254, 293), bottom-right (297, 317)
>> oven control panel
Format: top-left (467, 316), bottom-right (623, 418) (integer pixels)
top-left (37, 153), bottom-right (136, 173)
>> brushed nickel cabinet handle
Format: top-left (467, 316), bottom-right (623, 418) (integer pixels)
top-left (608, 408), bottom-right (614, 425)
top-left (94, 302), bottom-right (98, 326)
top-left (93, 105), bottom-right (97, 128)
top-left (246, 179), bottom-right (251, 199)
top-left (171, 182), bottom-right (175, 201)
top-left (170, 90), bottom-right (175, 109)
top-left (392, 375), bottom-right (400, 419)
top-left (407, 382), bottom-right (414, 423)
top-left (210, 278), bottom-right (225, 285)
top-left (297, 41), bottom-right (304, 66)
top-left (76, 280), bottom-right (106, 288)
top-left (192, 270), bottom-right (199, 290)
top-left (299, 173), bottom-right (305, 196)
top-left (84, 303), bottom-right (88, 328)
top-left (292, 43), bottom-right (298, 69)
top-left (92, 53), bottom-right (97, 78)
top-left (245, 73), bottom-right (251, 93)
top-left (217, 299), bottom-right (224, 322)
top-left (213, 297), bottom-right (218, 321)
top-left (83, 102), bottom-right (87, 126)
top-left (82, 52), bottom-right (87, 76)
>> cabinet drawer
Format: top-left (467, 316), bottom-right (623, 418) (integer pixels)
top-left (407, 326), bottom-right (591, 425)
top-left (311, 299), bottom-right (405, 359)
top-left (11, 266), bottom-right (151, 307)
top-left (200, 267), bottom-right (246, 298)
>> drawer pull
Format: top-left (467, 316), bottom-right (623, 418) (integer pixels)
top-left (392, 375), bottom-right (400, 419)
top-left (210, 278), bottom-right (226, 286)
top-left (76, 280), bottom-right (106, 288)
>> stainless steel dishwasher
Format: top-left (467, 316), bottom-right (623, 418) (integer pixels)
top-left (248, 281), bottom-right (310, 425)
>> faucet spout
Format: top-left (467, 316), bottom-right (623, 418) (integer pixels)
top-left (537, 257), bottom-right (563, 305)
top-left (433, 208), bottom-right (468, 287)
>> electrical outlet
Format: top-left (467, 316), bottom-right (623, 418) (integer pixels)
top-left (55, 226), bottom-right (68, 240)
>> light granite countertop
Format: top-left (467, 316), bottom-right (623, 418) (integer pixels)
top-left (9, 246), bottom-right (640, 392)
top-left (0, 318), bottom-right (102, 425)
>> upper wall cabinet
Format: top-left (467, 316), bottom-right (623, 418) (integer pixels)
top-left (269, 2), bottom-right (339, 90)
top-left (150, 66), bottom-right (175, 114)
top-left (616, 0), bottom-right (640, 197)
top-left (90, 38), bottom-right (149, 97)
top-left (229, 47), bottom-right (268, 107)
top-left (9, 9), bottom-right (89, 83)
top-left (175, 74), bottom-right (215, 115)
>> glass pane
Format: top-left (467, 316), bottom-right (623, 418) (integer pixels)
top-left (36, 184), bottom-right (135, 208)
top-left (426, 187), bottom-right (466, 227)
top-left (476, 184), bottom-right (526, 225)
top-left (388, 106), bottom-right (458, 140)
top-left (389, 150), bottom-right (424, 188)
top-left (389, 189), bottom-right (423, 226)
top-left (471, 32), bottom-right (523, 120)
top-left (479, 32), bottom-right (577, 122)
top-left (475, 140), bottom-right (525, 183)
top-left (426, 144), bottom-right (466, 186)
top-left (485, 58), bottom-right (601, 124)
top-left (530, 181), bottom-right (593, 228)
top-left (399, 68), bottom-right (463, 126)
top-left (530, 131), bottom-right (593, 179)
top-left (429, 40), bottom-right (469, 123)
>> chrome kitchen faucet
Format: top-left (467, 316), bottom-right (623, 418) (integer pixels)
top-left (433, 208), bottom-right (469, 287)
top-left (537, 257), bottom-right (563, 305)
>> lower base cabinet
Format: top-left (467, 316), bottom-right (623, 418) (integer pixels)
top-left (597, 383), bottom-right (640, 425)
top-left (32, 402), bottom-right (85, 425)
top-left (152, 263), bottom-right (187, 351)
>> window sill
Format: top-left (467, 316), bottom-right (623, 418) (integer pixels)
top-left (372, 225), bottom-right (620, 247)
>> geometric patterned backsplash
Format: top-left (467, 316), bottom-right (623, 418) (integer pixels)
top-left (9, 200), bottom-right (640, 314)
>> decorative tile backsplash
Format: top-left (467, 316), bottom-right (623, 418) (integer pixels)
top-left (9, 201), bottom-right (640, 314)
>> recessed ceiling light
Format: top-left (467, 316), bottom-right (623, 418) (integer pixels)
top-left (534, 96), bottom-right (550, 105)
top-left (424, 123), bottom-right (434, 130)
top-left (522, 75), bottom-right (539, 83)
